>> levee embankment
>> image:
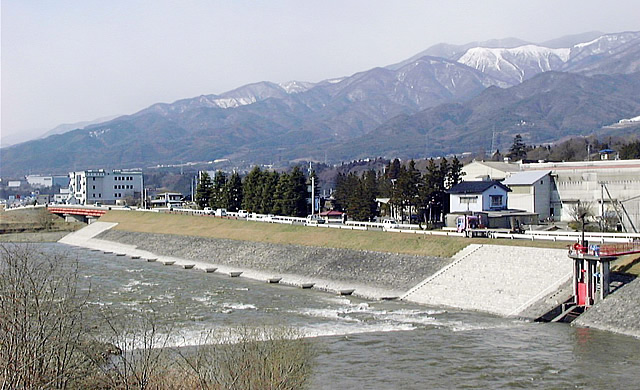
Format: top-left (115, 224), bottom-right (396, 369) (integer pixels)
top-left (402, 244), bottom-right (573, 317)
top-left (59, 212), bottom-right (581, 319)
top-left (97, 229), bottom-right (453, 293)
top-left (97, 210), bottom-right (566, 257)
top-left (574, 277), bottom-right (640, 339)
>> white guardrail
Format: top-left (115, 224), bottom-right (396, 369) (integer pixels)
top-left (86, 205), bottom-right (638, 243)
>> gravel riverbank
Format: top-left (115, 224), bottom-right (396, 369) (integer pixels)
top-left (574, 276), bottom-right (640, 339)
top-left (98, 230), bottom-right (453, 292)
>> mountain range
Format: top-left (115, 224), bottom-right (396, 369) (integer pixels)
top-left (2, 31), bottom-right (639, 177)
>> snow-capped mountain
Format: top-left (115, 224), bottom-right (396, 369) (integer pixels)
top-left (457, 31), bottom-right (640, 85)
top-left (458, 45), bottom-right (570, 84)
top-left (3, 30), bottom-right (639, 176)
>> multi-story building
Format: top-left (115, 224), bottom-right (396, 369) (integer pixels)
top-left (26, 174), bottom-right (70, 188)
top-left (68, 169), bottom-right (143, 205)
top-left (150, 192), bottom-right (183, 209)
top-left (462, 159), bottom-right (640, 231)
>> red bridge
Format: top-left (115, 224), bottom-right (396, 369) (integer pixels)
top-left (47, 205), bottom-right (108, 219)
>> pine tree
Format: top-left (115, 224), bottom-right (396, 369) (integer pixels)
top-left (210, 170), bottom-right (228, 209)
top-left (242, 166), bottom-right (263, 213)
top-left (389, 164), bottom-right (408, 221)
top-left (272, 172), bottom-right (290, 216)
top-left (289, 166), bottom-right (308, 217)
top-left (195, 171), bottom-right (213, 209)
top-left (507, 134), bottom-right (527, 160)
top-left (225, 171), bottom-right (243, 212)
top-left (260, 171), bottom-right (279, 214)
top-left (333, 173), bottom-right (349, 212)
top-left (360, 169), bottom-right (379, 221)
top-left (446, 156), bottom-right (465, 189)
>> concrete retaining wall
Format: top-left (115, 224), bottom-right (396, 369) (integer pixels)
top-left (574, 277), bottom-right (640, 339)
top-left (401, 244), bottom-right (573, 317)
top-left (97, 229), bottom-right (453, 293)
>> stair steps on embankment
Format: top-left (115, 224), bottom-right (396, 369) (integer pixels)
top-left (401, 245), bottom-right (573, 317)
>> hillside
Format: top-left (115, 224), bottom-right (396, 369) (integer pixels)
top-left (330, 71), bottom-right (640, 159)
top-left (1, 31), bottom-right (639, 176)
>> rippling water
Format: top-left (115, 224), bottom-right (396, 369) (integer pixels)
top-left (22, 243), bottom-right (640, 388)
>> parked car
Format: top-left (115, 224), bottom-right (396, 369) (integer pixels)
top-left (215, 208), bottom-right (227, 217)
top-left (306, 215), bottom-right (325, 224)
top-left (237, 209), bottom-right (248, 218)
top-left (203, 207), bottom-right (213, 215)
top-left (382, 219), bottom-right (398, 229)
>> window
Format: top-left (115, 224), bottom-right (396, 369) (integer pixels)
top-left (459, 196), bottom-right (478, 204)
top-left (490, 195), bottom-right (503, 208)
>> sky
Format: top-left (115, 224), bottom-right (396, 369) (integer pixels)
top-left (2, 0), bottom-right (639, 145)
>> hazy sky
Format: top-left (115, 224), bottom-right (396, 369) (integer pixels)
top-left (2, 0), bottom-right (639, 142)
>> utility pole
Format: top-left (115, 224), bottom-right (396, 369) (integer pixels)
top-left (600, 182), bottom-right (604, 231)
top-left (308, 162), bottom-right (315, 216)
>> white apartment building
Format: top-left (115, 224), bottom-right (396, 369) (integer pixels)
top-left (68, 169), bottom-right (143, 205)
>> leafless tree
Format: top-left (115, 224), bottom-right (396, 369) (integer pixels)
top-left (0, 244), bottom-right (90, 389)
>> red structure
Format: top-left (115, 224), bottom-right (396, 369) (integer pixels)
top-left (47, 206), bottom-right (107, 218)
top-left (567, 240), bottom-right (640, 308)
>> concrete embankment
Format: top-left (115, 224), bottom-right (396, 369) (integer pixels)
top-left (96, 228), bottom-right (453, 297)
top-left (574, 277), bottom-right (640, 339)
top-left (401, 244), bottom-right (573, 317)
top-left (59, 222), bottom-right (574, 319)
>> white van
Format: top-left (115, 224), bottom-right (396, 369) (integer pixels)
top-left (382, 219), bottom-right (398, 229)
top-left (215, 208), bottom-right (227, 217)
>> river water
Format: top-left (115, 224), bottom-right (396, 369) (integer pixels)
top-left (25, 244), bottom-right (640, 388)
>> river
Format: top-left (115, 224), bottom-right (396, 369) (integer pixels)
top-left (23, 243), bottom-right (640, 388)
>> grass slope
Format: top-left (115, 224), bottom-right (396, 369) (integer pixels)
top-left (99, 211), bottom-right (567, 258)
top-left (0, 207), bottom-right (83, 234)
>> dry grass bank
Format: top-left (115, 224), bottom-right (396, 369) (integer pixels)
top-left (612, 254), bottom-right (640, 276)
top-left (100, 211), bottom-right (567, 258)
top-left (0, 207), bottom-right (83, 234)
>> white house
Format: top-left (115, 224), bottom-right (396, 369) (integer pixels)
top-left (461, 159), bottom-right (640, 230)
top-left (150, 192), bottom-right (183, 208)
top-left (68, 169), bottom-right (143, 205)
top-left (448, 181), bottom-right (510, 213)
top-left (502, 171), bottom-right (552, 220)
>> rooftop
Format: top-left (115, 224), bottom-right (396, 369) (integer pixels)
top-left (447, 180), bottom-right (511, 194)
top-left (503, 170), bottom-right (551, 186)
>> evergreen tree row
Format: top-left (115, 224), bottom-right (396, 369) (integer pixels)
top-left (195, 167), bottom-right (310, 217)
top-left (333, 157), bottom-right (464, 223)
